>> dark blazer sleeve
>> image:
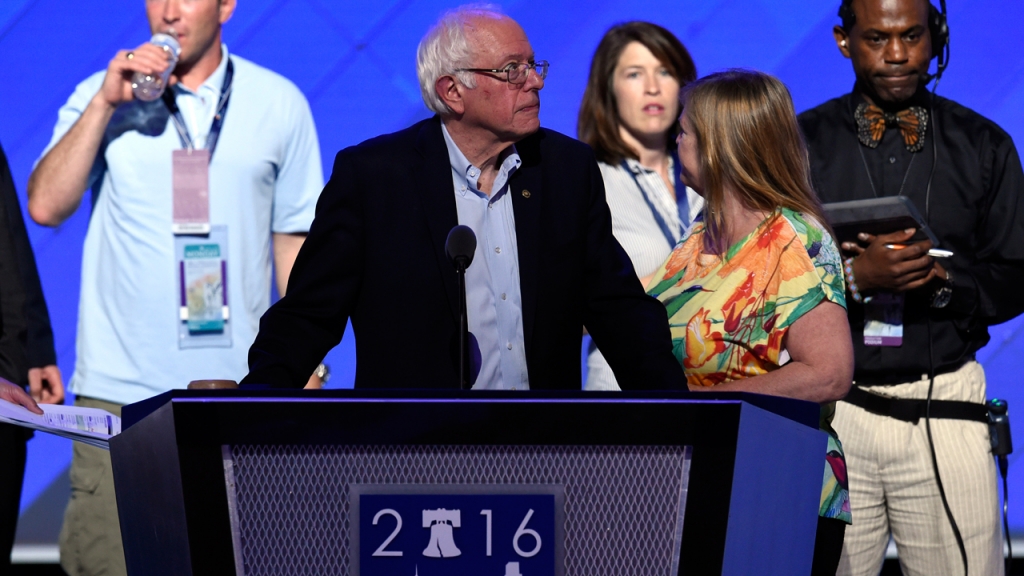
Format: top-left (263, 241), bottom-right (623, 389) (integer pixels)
top-left (575, 146), bottom-right (686, 391)
top-left (946, 126), bottom-right (1024, 326)
top-left (0, 143), bottom-right (56, 368)
top-left (243, 147), bottom-right (365, 387)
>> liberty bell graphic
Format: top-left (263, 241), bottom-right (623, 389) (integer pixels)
top-left (422, 509), bottom-right (462, 558)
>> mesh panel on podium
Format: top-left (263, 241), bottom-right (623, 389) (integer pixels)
top-left (226, 444), bottom-right (691, 576)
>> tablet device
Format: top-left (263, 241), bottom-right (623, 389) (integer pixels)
top-left (822, 196), bottom-right (939, 246)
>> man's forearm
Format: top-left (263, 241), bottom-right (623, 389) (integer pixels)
top-left (28, 95), bottom-right (116, 227)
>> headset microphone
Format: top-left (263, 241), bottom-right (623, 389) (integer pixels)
top-left (930, 0), bottom-right (950, 83)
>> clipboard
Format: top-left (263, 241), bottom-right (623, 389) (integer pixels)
top-left (823, 196), bottom-right (940, 246)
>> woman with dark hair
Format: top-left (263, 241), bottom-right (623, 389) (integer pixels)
top-left (578, 21), bottom-right (703, 390)
top-left (648, 69), bottom-right (854, 574)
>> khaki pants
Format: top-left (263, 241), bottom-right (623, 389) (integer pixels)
top-left (59, 397), bottom-right (126, 576)
top-left (834, 361), bottom-right (1002, 576)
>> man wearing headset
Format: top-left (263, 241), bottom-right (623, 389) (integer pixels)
top-left (799, 0), bottom-right (1024, 574)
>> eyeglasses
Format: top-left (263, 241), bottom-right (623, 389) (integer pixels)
top-left (456, 60), bottom-right (550, 85)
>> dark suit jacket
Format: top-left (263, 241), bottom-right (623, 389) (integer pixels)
top-left (243, 117), bottom-right (685, 391)
top-left (0, 142), bottom-right (56, 387)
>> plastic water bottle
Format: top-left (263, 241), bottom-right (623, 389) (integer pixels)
top-left (131, 33), bottom-right (181, 102)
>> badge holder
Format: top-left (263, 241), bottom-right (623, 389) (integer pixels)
top-left (176, 225), bottom-right (231, 349)
top-left (863, 292), bottom-right (903, 347)
top-left (172, 149), bottom-right (212, 234)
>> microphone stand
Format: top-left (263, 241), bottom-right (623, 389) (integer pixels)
top-left (446, 224), bottom-right (476, 390)
top-left (455, 258), bottom-right (470, 390)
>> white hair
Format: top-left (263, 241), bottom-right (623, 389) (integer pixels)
top-left (416, 4), bottom-right (505, 116)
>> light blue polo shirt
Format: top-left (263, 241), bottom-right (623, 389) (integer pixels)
top-left (39, 46), bottom-right (323, 405)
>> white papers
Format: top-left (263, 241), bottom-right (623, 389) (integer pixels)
top-left (0, 399), bottom-right (121, 449)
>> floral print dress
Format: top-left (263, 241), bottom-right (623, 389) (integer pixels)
top-left (647, 207), bottom-right (852, 523)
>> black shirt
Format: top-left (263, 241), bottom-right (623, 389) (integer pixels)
top-left (0, 142), bottom-right (56, 386)
top-left (799, 89), bottom-right (1024, 384)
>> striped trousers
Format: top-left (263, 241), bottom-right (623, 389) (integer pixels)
top-left (834, 361), bottom-right (1002, 576)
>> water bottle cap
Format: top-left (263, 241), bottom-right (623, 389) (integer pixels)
top-left (150, 33), bottom-right (181, 58)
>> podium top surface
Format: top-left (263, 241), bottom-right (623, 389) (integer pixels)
top-left (122, 388), bottom-right (819, 431)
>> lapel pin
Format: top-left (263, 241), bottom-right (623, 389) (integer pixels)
top-left (521, 189), bottom-right (531, 198)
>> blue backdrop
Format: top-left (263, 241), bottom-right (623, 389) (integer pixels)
top-left (2, 0), bottom-right (1024, 551)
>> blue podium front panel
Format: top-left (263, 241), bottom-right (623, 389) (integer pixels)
top-left (111, 391), bottom-right (824, 575)
top-left (224, 444), bottom-right (690, 576)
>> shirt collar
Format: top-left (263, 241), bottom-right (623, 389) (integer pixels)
top-left (623, 157), bottom-right (644, 174)
top-left (175, 44), bottom-right (230, 97)
top-left (623, 155), bottom-right (674, 176)
top-left (441, 122), bottom-right (521, 196)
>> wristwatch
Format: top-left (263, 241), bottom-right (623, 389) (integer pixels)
top-left (931, 269), bottom-right (954, 309)
top-left (314, 362), bottom-right (331, 382)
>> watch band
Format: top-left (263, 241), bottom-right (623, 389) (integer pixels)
top-left (931, 269), bottom-right (953, 309)
top-left (314, 362), bottom-right (330, 382)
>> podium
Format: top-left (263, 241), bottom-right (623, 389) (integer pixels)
top-left (110, 390), bottom-right (826, 576)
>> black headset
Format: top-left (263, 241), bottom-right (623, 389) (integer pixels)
top-left (838, 0), bottom-right (949, 80)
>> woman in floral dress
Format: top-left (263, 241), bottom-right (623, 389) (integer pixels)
top-left (647, 69), bottom-right (854, 575)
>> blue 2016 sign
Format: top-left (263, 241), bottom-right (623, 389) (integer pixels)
top-left (359, 494), bottom-right (556, 576)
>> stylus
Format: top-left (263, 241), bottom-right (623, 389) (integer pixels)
top-left (885, 244), bottom-right (953, 258)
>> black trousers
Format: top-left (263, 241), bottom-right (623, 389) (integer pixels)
top-left (0, 422), bottom-right (27, 571)
top-left (812, 516), bottom-right (848, 576)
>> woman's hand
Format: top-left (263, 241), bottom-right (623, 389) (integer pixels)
top-left (1, 379), bottom-right (43, 415)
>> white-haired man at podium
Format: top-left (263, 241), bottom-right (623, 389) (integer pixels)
top-left (243, 5), bottom-right (686, 392)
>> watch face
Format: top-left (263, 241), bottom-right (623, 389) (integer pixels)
top-left (932, 286), bottom-right (953, 309)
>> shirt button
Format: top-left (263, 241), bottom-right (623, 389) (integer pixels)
top-left (506, 342), bottom-right (512, 350)
top-left (488, 204), bottom-right (493, 210)
top-left (501, 293), bottom-right (507, 300)
top-left (495, 246), bottom-right (501, 254)
top-left (889, 156), bottom-right (896, 164)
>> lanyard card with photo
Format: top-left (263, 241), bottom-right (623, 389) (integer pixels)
top-left (176, 226), bottom-right (232, 349)
top-left (863, 292), bottom-right (904, 347)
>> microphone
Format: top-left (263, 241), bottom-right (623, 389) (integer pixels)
top-left (445, 225), bottom-right (476, 270)
top-left (445, 226), bottom-right (476, 389)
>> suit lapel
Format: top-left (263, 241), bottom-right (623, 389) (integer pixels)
top-left (509, 132), bottom-right (543, 357)
top-left (416, 118), bottom-right (461, 323)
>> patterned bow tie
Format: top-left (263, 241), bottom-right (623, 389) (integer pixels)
top-left (854, 102), bottom-right (929, 153)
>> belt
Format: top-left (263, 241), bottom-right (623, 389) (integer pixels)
top-left (842, 386), bottom-right (988, 424)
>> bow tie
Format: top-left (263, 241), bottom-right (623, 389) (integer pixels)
top-left (854, 102), bottom-right (929, 153)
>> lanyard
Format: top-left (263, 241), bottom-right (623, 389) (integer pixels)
top-left (162, 58), bottom-right (234, 159)
top-left (620, 154), bottom-right (687, 247)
